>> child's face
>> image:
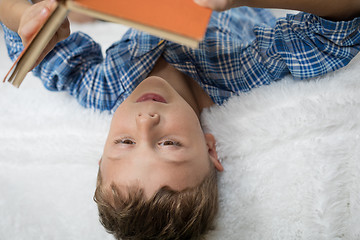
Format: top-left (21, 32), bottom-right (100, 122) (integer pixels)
top-left (100, 76), bottom-right (222, 198)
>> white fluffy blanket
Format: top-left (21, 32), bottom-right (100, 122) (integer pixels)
top-left (1, 14), bottom-right (359, 239)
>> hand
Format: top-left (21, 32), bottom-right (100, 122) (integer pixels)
top-left (194, 0), bottom-right (360, 20)
top-left (18, 0), bottom-right (70, 67)
top-left (193, 0), bottom-right (243, 11)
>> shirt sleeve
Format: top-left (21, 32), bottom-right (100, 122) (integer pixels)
top-left (0, 22), bottom-right (125, 111)
top-left (238, 12), bottom-right (360, 87)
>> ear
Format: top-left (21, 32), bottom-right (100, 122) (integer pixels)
top-left (204, 133), bottom-right (224, 172)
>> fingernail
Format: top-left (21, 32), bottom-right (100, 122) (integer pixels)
top-left (41, 8), bottom-right (48, 16)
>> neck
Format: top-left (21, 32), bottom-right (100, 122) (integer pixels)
top-left (148, 57), bottom-right (214, 117)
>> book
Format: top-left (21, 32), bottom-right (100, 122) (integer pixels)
top-left (4, 0), bottom-right (212, 88)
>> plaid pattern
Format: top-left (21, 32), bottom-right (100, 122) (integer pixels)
top-left (1, 7), bottom-right (360, 112)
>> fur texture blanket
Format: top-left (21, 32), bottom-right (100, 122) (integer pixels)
top-left (0, 12), bottom-right (359, 239)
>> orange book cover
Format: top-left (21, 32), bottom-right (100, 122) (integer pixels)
top-left (70, 0), bottom-right (212, 41)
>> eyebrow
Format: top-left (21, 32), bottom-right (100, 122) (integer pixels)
top-left (105, 154), bottom-right (190, 165)
top-left (107, 143), bottom-right (189, 162)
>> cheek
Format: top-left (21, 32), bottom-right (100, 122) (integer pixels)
top-left (168, 114), bottom-right (200, 134)
top-left (111, 105), bottom-right (135, 130)
top-left (169, 104), bottom-right (201, 128)
top-left (113, 104), bottom-right (132, 121)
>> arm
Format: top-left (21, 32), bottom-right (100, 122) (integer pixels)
top-left (194, 0), bottom-right (360, 21)
top-left (233, 11), bottom-right (360, 84)
top-left (195, 8), bottom-right (360, 95)
top-left (1, 22), bottom-right (125, 111)
top-left (1, 1), bottom-right (125, 111)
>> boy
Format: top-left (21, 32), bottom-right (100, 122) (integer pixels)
top-left (1, 0), bottom-right (359, 239)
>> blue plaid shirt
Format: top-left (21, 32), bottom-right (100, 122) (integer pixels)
top-left (2, 7), bottom-right (360, 112)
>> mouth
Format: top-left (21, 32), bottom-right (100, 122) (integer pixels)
top-left (136, 93), bottom-right (167, 103)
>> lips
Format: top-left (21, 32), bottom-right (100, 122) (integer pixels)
top-left (136, 93), bottom-right (167, 103)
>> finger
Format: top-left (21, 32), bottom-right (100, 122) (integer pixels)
top-left (193, 0), bottom-right (230, 11)
top-left (24, 0), bottom-right (56, 20)
top-left (193, 0), bottom-right (210, 7)
top-left (20, 0), bottom-right (58, 38)
top-left (19, 7), bottom-right (51, 45)
top-left (44, 0), bottom-right (59, 14)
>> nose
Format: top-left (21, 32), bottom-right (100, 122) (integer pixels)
top-left (136, 113), bottom-right (160, 131)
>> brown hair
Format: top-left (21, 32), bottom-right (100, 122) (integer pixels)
top-left (93, 167), bottom-right (218, 240)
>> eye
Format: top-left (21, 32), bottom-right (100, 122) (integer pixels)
top-left (114, 138), bottom-right (136, 145)
top-left (158, 140), bottom-right (181, 147)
